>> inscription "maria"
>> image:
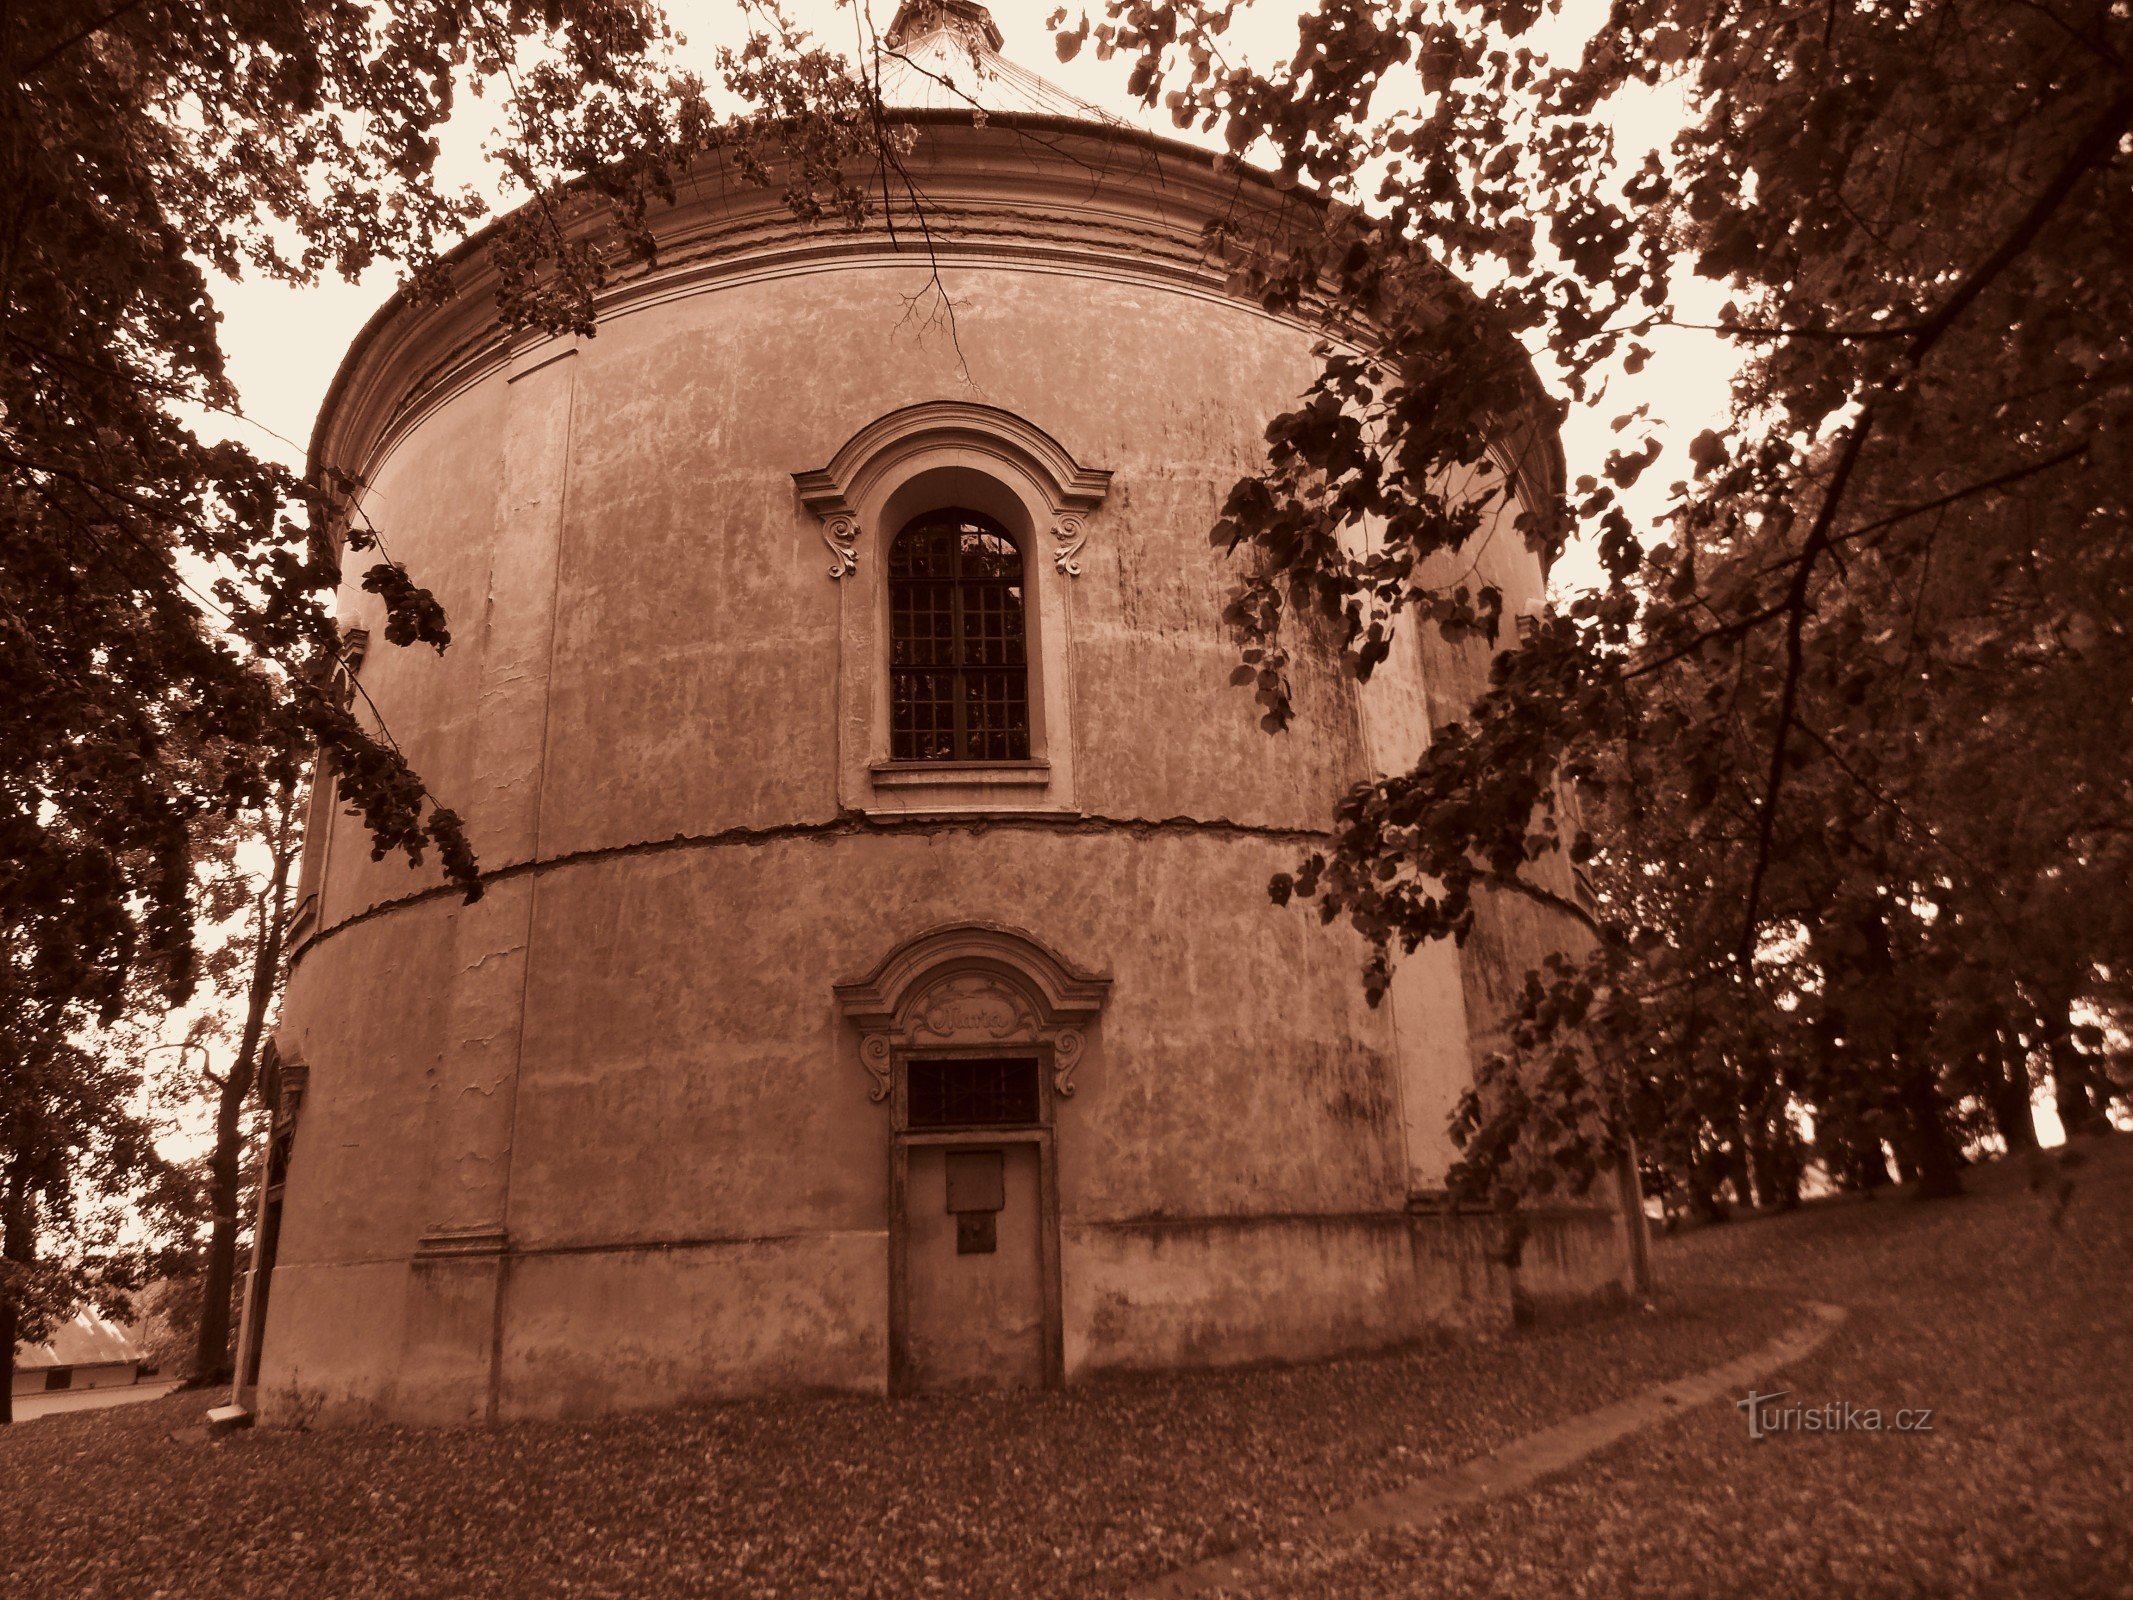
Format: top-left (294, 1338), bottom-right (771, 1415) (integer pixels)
top-left (915, 974), bottom-right (1031, 1041)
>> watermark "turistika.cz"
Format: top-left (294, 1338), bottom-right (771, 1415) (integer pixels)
top-left (1737, 1389), bottom-right (1936, 1441)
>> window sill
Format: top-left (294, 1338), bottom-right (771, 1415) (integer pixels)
top-left (285, 893), bottom-right (320, 950)
top-left (869, 760), bottom-right (1051, 790)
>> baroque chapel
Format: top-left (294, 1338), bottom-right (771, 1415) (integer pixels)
top-left (232, 0), bottom-right (1637, 1426)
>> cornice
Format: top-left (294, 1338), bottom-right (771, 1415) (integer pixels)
top-left (286, 809), bottom-right (1338, 969)
top-left (334, 237), bottom-right (1349, 505)
top-left (312, 118), bottom-right (1354, 495)
top-left (310, 110), bottom-right (1563, 546)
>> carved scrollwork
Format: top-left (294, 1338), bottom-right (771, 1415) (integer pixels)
top-left (822, 514), bottom-right (860, 579)
top-left (834, 924), bottom-right (1113, 1111)
top-left (1051, 515), bottom-right (1088, 578)
top-left (1050, 1029), bottom-right (1084, 1098)
top-left (861, 1034), bottom-right (893, 1103)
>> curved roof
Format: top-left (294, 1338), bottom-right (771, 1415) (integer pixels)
top-left (874, 2), bottom-right (1117, 122)
top-left (14, 1307), bottom-right (141, 1371)
top-left (308, 4), bottom-right (1564, 526)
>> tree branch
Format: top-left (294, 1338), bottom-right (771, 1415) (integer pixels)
top-left (1732, 82), bottom-right (2133, 961)
top-left (1736, 409), bottom-right (1875, 963)
top-left (1904, 86), bottom-right (2133, 371)
top-left (1488, 870), bottom-right (1624, 952)
top-left (18, 0), bottom-right (152, 77)
top-left (1739, 438), bottom-right (2094, 583)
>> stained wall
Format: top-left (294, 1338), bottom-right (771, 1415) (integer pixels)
top-left (262, 125), bottom-right (1629, 1425)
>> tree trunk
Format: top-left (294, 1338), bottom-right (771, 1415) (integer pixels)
top-left (0, 1291), bottom-right (13, 1428)
top-left (1896, 1062), bottom-right (1964, 1199)
top-left (1686, 1139), bottom-right (1731, 1225)
top-left (1890, 1141), bottom-right (1921, 1186)
top-left (1, 1185), bottom-right (30, 1428)
top-left (192, 1065), bottom-right (251, 1381)
top-left (2050, 1032), bottom-right (2106, 1137)
top-left (191, 810), bottom-right (295, 1382)
top-left (1746, 1112), bottom-right (1804, 1211)
top-left (1832, 1129), bottom-right (1892, 1194)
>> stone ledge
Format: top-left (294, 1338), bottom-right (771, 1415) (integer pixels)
top-left (868, 759), bottom-right (1052, 790)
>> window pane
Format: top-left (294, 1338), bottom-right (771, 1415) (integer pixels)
top-left (889, 526), bottom-right (957, 580)
top-left (888, 509), bottom-right (1031, 763)
top-left (959, 580), bottom-right (1025, 667)
top-left (961, 530), bottom-right (1020, 578)
top-left (964, 671), bottom-right (1030, 761)
top-left (891, 670), bottom-right (958, 761)
top-left (891, 579), bottom-right (955, 667)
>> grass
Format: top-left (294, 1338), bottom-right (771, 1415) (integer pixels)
top-left (1241, 1133), bottom-right (2133, 1600)
top-left (5, 1137), bottom-right (2125, 1599)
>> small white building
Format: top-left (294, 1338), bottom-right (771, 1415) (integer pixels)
top-left (11, 1308), bottom-right (142, 1395)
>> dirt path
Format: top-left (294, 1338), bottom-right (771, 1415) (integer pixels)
top-left (9, 1379), bottom-right (184, 1424)
top-left (1132, 1303), bottom-right (1849, 1599)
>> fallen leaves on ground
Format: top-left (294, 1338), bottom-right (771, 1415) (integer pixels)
top-left (16, 1140), bottom-right (2123, 1599)
top-left (2, 1276), bottom-right (1784, 1599)
top-left (1237, 1134), bottom-right (2133, 1600)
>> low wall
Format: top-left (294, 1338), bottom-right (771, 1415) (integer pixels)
top-left (10, 1361), bottom-right (138, 1394)
top-left (1066, 1205), bottom-right (1629, 1378)
top-left (257, 1204), bottom-right (1630, 1425)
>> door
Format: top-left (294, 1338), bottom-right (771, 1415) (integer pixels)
top-left (901, 1141), bottom-right (1047, 1390)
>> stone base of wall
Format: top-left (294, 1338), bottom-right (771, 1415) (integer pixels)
top-left (1065, 1205), bottom-right (1632, 1379)
top-left (256, 1205), bottom-right (1634, 1428)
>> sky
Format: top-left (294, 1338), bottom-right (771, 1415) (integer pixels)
top-left (201, 0), bottom-right (1745, 601)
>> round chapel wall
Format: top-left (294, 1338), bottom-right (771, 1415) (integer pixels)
top-left (256, 114), bottom-right (1629, 1426)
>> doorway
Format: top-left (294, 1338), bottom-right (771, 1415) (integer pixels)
top-left (889, 1055), bottom-right (1062, 1394)
top-left (834, 927), bottom-right (1107, 1398)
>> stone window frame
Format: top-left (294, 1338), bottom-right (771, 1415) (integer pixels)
top-left (286, 626), bottom-right (370, 950)
top-left (795, 402), bottom-right (1110, 817)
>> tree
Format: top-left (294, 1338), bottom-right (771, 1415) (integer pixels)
top-left (1, 960), bottom-right (194, 1425)
top-left (1, 0), bottom-right (878, 1409)
top-left (1059, 0), bottom-right (2132, 1198)
top-left (168, 782), bottom-right (304, 1383)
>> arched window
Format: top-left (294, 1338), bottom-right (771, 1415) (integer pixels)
top-left (888, 509), bottom-right (1030, 762)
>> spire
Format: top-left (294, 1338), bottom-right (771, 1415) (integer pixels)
top-left (875, 0), bottom-right (1116, 123)
top-left (884, 1), bottom-right (1004, 53)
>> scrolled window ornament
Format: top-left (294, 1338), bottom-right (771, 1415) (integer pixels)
top-left (913, 971), bottom-right (1036, 1042)
top-left (1050, 1029), bottom-right (1085, 1098)
top-left (822, 514), bottom-right (860, 579)
top-left (1051, 515), bottom-right (1088, 578)
top-left (861, 1033), bottom-right (894, 1103)
top-left (836, 923), bottom-right (1112, 1110)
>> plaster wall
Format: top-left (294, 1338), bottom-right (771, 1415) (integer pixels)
top-left (315, 262), bottom-right (1368, 910)
top-left (262, 126), bottom-right (1624, 1424)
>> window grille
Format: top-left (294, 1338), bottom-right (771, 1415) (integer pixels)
top-left (907, 1057), bottom-right (1041, 1128)
top-left (888, 510), bottom-right (1030, 761)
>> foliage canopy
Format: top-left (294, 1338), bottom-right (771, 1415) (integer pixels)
top-left (1058, 0), bottom-right (2132, 1198)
